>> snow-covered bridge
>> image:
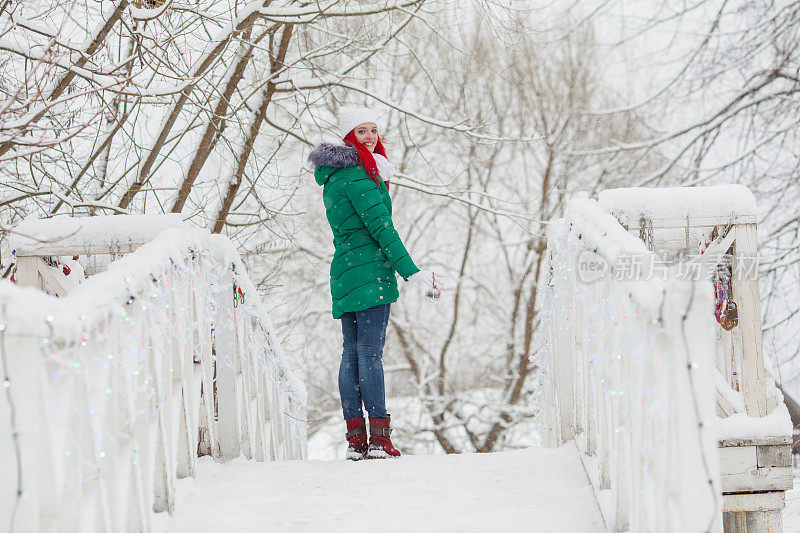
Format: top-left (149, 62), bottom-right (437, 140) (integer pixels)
top-left (154, 444), bottom-right (604, 532)
top-left (0, 187), bottom-right (797, 532)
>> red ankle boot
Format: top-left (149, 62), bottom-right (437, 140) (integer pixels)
top-left (345, 418), bottom-right (368, 460)
top-left (367, 417), bottom-right (401, 458)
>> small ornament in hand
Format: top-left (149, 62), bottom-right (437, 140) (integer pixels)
top-left (425, 272), bottom-right (442, 303)
top-left (409, 270), bottom-right (444, 303)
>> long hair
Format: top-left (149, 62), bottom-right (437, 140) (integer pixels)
top-left (343, 130), bottom-right (388, 188)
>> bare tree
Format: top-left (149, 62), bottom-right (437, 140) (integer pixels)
top-left (562, 1), bottom-right (800, 386)
top-left (0, 1), bottom-right (436, 264)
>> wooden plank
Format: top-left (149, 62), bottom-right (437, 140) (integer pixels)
top-left (718, 444), bottom-right (752, 466)
top-left (175, 386), bottom-right (193, 479)
top-left (598, 386), bottom-right (611, 491)
top-left (622, 214), bottom-right (757, 230)
top-left (15, 256), bottom-right (41, 289)
top-left (719, 436), bottom-right (793, 447)
top-left (583, 299), bottom-right (597, 456)
top-left (723, 491), bottom-right (785, 512)
top-left (36, 261), bottom-right (69, 297)
top-left (15, 242), bottom-right (142, 257)
top-left (764, 367), bottom-right (785, 422)
top-left (716, 389), bottom-right (737, 417)
top-left (700, 227), bottom-right (737, 264)
top-left (757, 444), bottom-right (792, 468)
top-left (766, 394), bottom-right (781, 414)
top-left (734, 224), bottom-right (767, 417)
top-left (195, 363), bottom-right (212, 457)
top-left (719, 446), bottom-right (793, 492)
top-left (721, 466), bottom-right (793, 492)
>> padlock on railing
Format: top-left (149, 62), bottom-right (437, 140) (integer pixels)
top-left (721, 301), bottom-right (739, 331)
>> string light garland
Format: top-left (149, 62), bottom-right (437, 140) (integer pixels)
top-left (679, 279), bottom-right (720, 533)
top-left (0, 303), bottom-right (23, 533)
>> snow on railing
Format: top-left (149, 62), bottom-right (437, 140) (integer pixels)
top-left (598, 186), bottom-right (793, 532)
top-left (537, 194), bottom-right (721, 532)
top-left (0, 215), bottom-right (306, 532)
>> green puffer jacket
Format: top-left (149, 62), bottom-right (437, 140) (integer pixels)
top-left (309, 143), bottom-right (419, 319)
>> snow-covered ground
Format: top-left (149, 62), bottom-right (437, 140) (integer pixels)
top-left (153, 444), bottom-right (800, 532)
top-left (154, 443), bottom-right (605, 533)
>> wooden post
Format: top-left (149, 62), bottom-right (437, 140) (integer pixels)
top-left (734, 223), bottom-right (767, 417)
top-left (663, 280), bottom-right (721, 532)
top-left (614, 320), bottom-right (633, 532)
top-left (253, 371), bottom-right (267, 462)
top-left (262, 372), bottom-right (275, 461)
top-left (730, 325), bottom-right (743, 393)
top-left (297, 402), bottom-right (308, 460)
top-left (723, 512), bottom-right (747, 533)
top-left (148, 316), bottom-right (175, 515)
top-left (214, 271), bottom-right (240, 461)
top-left (0, 332), bottom-right (44, 532)
top-left (570, 291), bottom-right (584, 437)
top-left (235, 304), bottom-right (254, 461)
top-left (268, 384), bottom-right (283, 461)
top-left (555, 292), bottom-right (576, 442)
top-left (584, 300), bottom-right (598, 456)
top-left (174, 287), bottom-right (197, 479)
top-left (130, 319), bottom-right (154, 531)
top-left (598, 383), bottom-right (611, 491)
top-left (196, 284), bottom-right (216, 458)
top-left (745, 510), bottom-right (782, 533)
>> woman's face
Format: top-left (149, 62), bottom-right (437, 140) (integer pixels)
top-left (353, 122), bottom-right (378, 152)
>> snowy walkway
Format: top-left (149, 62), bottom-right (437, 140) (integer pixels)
top-left (154, 443), bottom-right (605, 533)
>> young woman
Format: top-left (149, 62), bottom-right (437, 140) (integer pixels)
top-left (308, 107), bottom-right (443, 460)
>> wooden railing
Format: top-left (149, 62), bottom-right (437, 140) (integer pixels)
top-left (599, 186), bottom-right (793, 532)
top-left (0, 215), bottom-right (306, 532)
top-left (538, 196), bottom-right (721, 532)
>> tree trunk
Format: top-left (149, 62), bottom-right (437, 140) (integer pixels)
top-left (393, 321), bottom-right (458, 454)
top-left (480, 149), bottom-right (555, 452)
top-left (436, 205), bottom-right (477, 395)
top-left (212, 24), bottom-right (293, 232)
top-left (170, 27), bottom-right (261, 213)
top-left (117, 7), bottom-right (268, 209)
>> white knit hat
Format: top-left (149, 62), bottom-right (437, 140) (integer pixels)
top-left (338, 106), bottom-right (380, 138)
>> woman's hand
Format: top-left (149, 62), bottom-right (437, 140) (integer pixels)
top-left (407, 270), bottom-right (445, 302)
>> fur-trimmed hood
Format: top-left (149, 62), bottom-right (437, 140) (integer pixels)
top-left (309, 142), bottom-right (359, 185)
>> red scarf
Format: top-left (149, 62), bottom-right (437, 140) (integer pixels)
top-left (343, 130), bottom-right (389, 190)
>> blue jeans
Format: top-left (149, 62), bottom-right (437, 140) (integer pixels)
top-left (339, 304), bottom-right (391, 420)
